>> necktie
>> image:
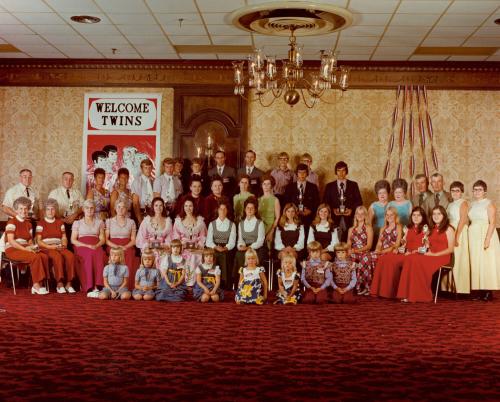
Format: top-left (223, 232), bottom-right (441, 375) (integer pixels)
top-left (419, 193), bottom-right (424, 206)
top-left (66, 189), bottom-right (71, 199)
top-left (340, 182), bottom-right (345, 196)
top-left (218, 167), bottom-right (222, 176)
top-left (434, 193), bottom-right (440, 207)
top-left (247, 167), bottom-right (251, 175)
top-left (26, 187), bottom-right (30, 197)
top-left (299, 183), bottom-right (304, 196)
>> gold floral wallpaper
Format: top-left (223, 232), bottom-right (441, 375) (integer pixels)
top-left (0, 87), bottom-right (498, 221)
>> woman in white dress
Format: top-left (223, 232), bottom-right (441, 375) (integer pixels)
top-left (468, 180), bottom-right (500, 301)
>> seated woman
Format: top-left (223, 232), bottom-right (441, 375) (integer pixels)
top-left (5, 196), bottom-right (49, 295)
top-left (110, 167), bottom-right (133, 218)
top-left (368, 179), bottom-right (390, 244)
top-left (86, 168), bottom-right (110, 221)
top-left (371, 206), bottom-right (427, 299)
top-left (258, 174), bottom-right (281, 245)
top-left (71, 199), bottom-right (106, 298)
top-left (233, 197), bottom-right (266, 287)
top-left (388, 178), bottom-right (412, 226)
top-left (172, 196), bottom-right (207, 287)
top-left (274, 203), bottom-right (305, 261)
top-left (397, 206), bottom-right (454, 303)
top-left (205, 200), bottom-right (236, 289)
top-left (233, 174), bottom-right (253, 224)
top-left (105, 200), bottom-right (137, 292)
top-left (307, 203), bottom-right (339, 261)
top-left (136, 197), bottom-right (173, 268)
top-left (347, 206), bottom-right (374, 295)
top-left (36, 198), bottom-right (77, 293)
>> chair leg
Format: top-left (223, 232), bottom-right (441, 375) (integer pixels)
top-left (10, 261), bottom-right (16, 296)
top-left (434, 268), bottom-right (442, 304)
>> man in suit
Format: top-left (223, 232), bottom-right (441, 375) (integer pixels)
top-left (323, 161), bottom-right (363, 242)
top-left (283, 163), bottom-right (320, 229)
top-left (208, 150), bottom-right (236, 198)
top-left (237, 150), bottom-right (264, 196)
top-left (411, 173), bottom-right (433, 208)
top-left (422, 172), bottom-right (451, 217)
top-left (153, 157), bottom-right (183, 217)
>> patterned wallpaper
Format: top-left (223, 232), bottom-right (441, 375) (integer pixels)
top-left (0, 87), bottom-right (498, 221)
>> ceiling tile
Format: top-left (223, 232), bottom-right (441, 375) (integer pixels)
top-left (483, 13), bottom-right (500, 26)
top-left (206, 25), bottom-right (247, 36)
top-left (447, 1), bottom-right (499, 14)
top-left (298, 34), bottom-right (338, 45)
top-left (429, 26), bottom-right (478, 36)
top-left (92, 43), bottom-right (137, 53)
top-left (486, 54), bottom-right (500, 61)
top-left (180, 53), bottom-right (218, 59)
top-left (196, 0), bottom-right (244, 13)
top-left (349, 0), bottom-right (399, 13)
top-left (13, 12), bottom-right (66, 24)
top-left (0, 34), bottom-right (48, 45)
top-left (371, 54), bottom-right (409, 60)
top-left (15, 43), bottom-right (58, 52)
top-left (55, 44), bottom-right (98, 52)
top-left (126, 35), bottom-right (170, 45)
top-left (139, 53), bottom-right (180, 59)
top-left (211, 36), bottom-right (252, 45)
top-left (156, 13), bottom-right (203, 25)
top-left (216, 53), bottom-right (250, 59)
top-left (169, 36), bottom-right (211, 45)
top-left (475, 26), bottom-right (500, 36)
top-left (385, 26), bottom-right (433, 36)
top-left (41, 34), bottom-right (88, 45)
top-left (338, 36), bottom-right (380, 46)
top-left (351, 13), bottom-right (392, 25)
top-left (0, 0), bottom-right (51, 13)
top-left (44, 0), bottom-right (100, 13)
top-left (107, 13), bottom-right (156, 25)
top-left (62, 50), bottom-right (103, 58)
top-left (0, 24), bottom-right (34, 34)
top-left (137, 44), bottom-right (176, 53)
top-left (397, 0), bottom-right (451, 14)
top-left (146, 0), bottom-right (197, 13)
top-left (201, 13), bottom-right (227, 25)
top-left (339, 54), bottom-right (371, 60)
top-left (379, 35), bottom-right (425, 47)
top-left (253, 35), bottom-right (293, 46)
top-left (104, 50), bottom-right (141, 58)
top-left (436, 14), bottom-right (490, 26)
top-left (463, 36), bottom-right (500, 46)
top-left (71, 24), bottom-right (121, 35)
top-left (0, 12), bottom-right (21, 24)
top-left (163, 24), bottom-right (206, 36)
top-left (422, 37), bottom-right (466, 46)
top-left (28, 24), bottom-right (76, 35)
top-left (85, 35), bottom-right (130, 46)
top-left (335, 46), bottom-right (375, 55)
top-left (373, 46), bottom-right (416, 55)
top-left (0, 52), bottom-right (30, 58)
top-left (390, 13), bottom-right (440, 26)
top-left (94, 0), bottom-right (149, 13)
top-left (409, 54), bottom-right (449, 60)
top-left (448, 55), bottom-right (489, 60)
top-left (117, 24), bottom-right (163, 36)
top-left (343, 25), bottom-right (386, 36)
top-left (27, 51), bottom-right (67, 58)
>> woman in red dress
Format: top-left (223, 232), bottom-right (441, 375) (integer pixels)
top-left (370, 206), bottom-right (427, 299)
top-left (397, 206), bottom-right (454, 302)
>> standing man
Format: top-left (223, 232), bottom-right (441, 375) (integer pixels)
top-left (270, 152), bottom-right (294, 206)
top-left (237, 150), bottom-right (264, 196)
top-left (2, 169), bottom-right (42, 220)
top-left (208, 150), bottom-right (236, 198)
top-left (323, 161), bottom-right (363, 242)
top-left (174, 177), bottom-right (206, 218)
top-left (412, 173), bottom-right (433, 208)
top-left (283, 163), bottom-right (320, 229)
top-left (153, 157), bottom-right (183, 216)
top-left (422, 172), bottom-right (451, 217)
top-left (132, 158), bottom-right (155, 224)
top-left (294, 153), bottom-right (320, 187)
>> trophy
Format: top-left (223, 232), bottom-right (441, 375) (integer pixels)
top-left (298, 191), bottom-right (304, 212)
top-left (339, 193), bottom-right (346, 214)
top-left (398, 227), bottom-right (408, 254)
top-left (185, 229), bottom-right (195, 250)
top-left (418, 225), bottom-right (430, 254)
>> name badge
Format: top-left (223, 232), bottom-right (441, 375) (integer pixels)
top-left (317, 269), bottom-right (324, 274)
top-left (223, 178), bottom-right (230, 183)
top-left (208, 269), bottom-right (216, 275)
top-left (251, 179), bottom-right (257, 185)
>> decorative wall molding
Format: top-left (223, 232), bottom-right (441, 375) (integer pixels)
top-left (0, 59), bottom-right (499, 89)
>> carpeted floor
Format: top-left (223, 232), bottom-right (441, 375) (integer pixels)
top-left (0, 285), bottom-right (499, 401)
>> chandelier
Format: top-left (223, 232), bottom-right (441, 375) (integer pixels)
top-left (232, 26), bottom-right (349, 108)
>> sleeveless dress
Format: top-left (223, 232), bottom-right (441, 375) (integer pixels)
top-left (371, 227), bottom-right (424, 299)
top-left (397, 227), bottom-right (451, 302)
top-left (443, 199), bottom-right (470, 293)
top-left (274, 269), bottom-right (301, 304)
top-left (156, 255), bottom-right (187, 302)
top-left (258, 194), bottom-right (278, 234)
top-left (388, 200), bottom-right (412, 226)
top-left (93, 187), bottom-right (110, 220)
top-left (468, 199), bottom-right (500, 290)
top-left (370, 202), bottom-right (387, 235)
top-left (193, 264), bottom-right (224, 301)
top-left (348, 224), bottom-right (376, 293)
top-left (235, 266), bottom-right (265, 304)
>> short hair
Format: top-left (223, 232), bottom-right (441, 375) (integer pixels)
top-left (392, 178), bottom-right (408, 194)
top-left (473, 180), bottom-right (487, 191)
top-left (244, 248), bottom-right (259, 265)
top-left (82, 199), bottom-right (95, 209)
top-left (242, 197), bottom-right (260, 219)
top-left (211, 176), bottom-right (223, 186)
top-left (114, 200), bottom-right (127, 212)
top-left (261, 173), bottom-right (275, 187)
top-left (93, 168), bottom-right (105, 178)
top-left (175, 157), bottom-right (184, 165)
top-left (295, 163), bottom-right (309, 174)
top-left (374, 179), bottom-right (390, 194)
top-left (334, 242), bottom-right (349, 252)
top-left (44, 198), bottom-right (59, 210)
top-left (278, 152), bottom-right (289, 159)
top-left (141, 248), bottom-right (156, 267)
top-left (307, 241), bottom-right (322, 252)
top-left (170, 239), bottom-right (182, 249)
top-left (202, 248), bottom-right (215, 262)
top-left (281, 255), bottom-right (296, 270)
top-left (335, 161), bottom-right (348, 174)
top-left (13, 196), bottom-right (32, 210)
top-left (103, 145), bottom-right (117, 155)
top-left (431, 172), bottom-right (443, 180)
top-left (415, 173), bottom-right (429, 184)
top-left (162, 157), bottom-right (175, 166)
top-left (140, 158), bottom-right (153, 167)
top-left (92, 150), bottom-right (107, 163)
top-left (191, 157), bottom-right (203, 166)
top-left (217, 199), bottom-right (230, 211)
top-left (214, 150), bottom-right (225, 157)
top-left (238, 173), bottom-right (250, 183)
top-left (62, 171), bottom-right (74, 178)
top-left (246, 150), bottom-right (256, 158)
top-left (19, 168), bottom-right (32, 175)
top-left (109, 247), bottom-right (125, 264)
top-left (189, 176), bottom-right (203, 186)
top-left (449, 181), bottom-right (464, 193)
top-left (148, 197), bottom-right (167, 217)
top-left (301, 153), bottom-right (313, 161)
top-left (117, 167), bottom-right (129, 177)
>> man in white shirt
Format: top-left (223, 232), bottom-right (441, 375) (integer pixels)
top-left (153, 157), bottom-right (183, 215)
top-left (2, 168), bottom-right (41, 219)
top-left (132, 158), bottom-right (155, 224)
top-left (48, 172), bottom-right (84, 224)
top-left (208, 150), bottom-right (236, 198)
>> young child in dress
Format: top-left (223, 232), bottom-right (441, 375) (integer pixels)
top-left (301, 241), bottom-right (332, 304)
top-left (133, 248), bottom-right (161, 301)
top-left (235, 248), bottom-right (268, 304)
top-left (156, 239), bottom-right (187, 302)
top-left (331, 242), bottom-right (357, 304)
top-left (99, 247), bottom-right (131, 300)
top-left (193, 248), bottom-right (224, 303)
top-left (274, 254), bottom-right (301, 305)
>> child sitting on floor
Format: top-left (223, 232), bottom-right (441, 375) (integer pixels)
top-left (235, 248), bottom-right (268, 305)
top-left (156, 239), bottom-right (187, 302)
top-left (133, 248), bottom-right (161, 301)
top-left (99, 247), bottom-right (131, 300)
top-left (274, 255), bottom-right (301, 305)
top-left (331, 242), bottom-right (357, 304)
top-left (193, 248), bottom-right (224, 303)
top-left (301, 241), bottom-right (332, 304)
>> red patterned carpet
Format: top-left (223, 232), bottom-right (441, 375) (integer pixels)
top-left (0, 285), bottom-right (499, 401)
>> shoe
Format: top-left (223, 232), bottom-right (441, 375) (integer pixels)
top-left (65, 286), bottom-right (76, 294)
top-left (483, 291), bottom-right (493, 302)
top-left (57, 287), bottom-right (67, 294)
top-left (401, 298), bottom-right (409, 303)
top-left (31, 286), bottom-right (49, 295)
top-left (363, 288), bottom-right (370, 296)
top-left (86, 290), bottom-right (99, 298)
top-left (357, 289), bottom-right (365, 295)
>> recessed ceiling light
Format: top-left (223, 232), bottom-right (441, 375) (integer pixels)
top-left (71, 15), bottom-right (101, 24)
top-left (494, 18), bottom-right (500, 25)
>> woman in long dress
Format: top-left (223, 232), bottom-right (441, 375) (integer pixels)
top-left (86, 168), bottom-right (110, 221)
top-left (368, 179), bottom-right (390, 244)
top-left (258, 174), bottom-right (281, 243)
top-left (387, 178), bottom-right (412, 226)
top-left (397, 206), bottom-right (454, 303)
top-left (110, 168), bottom-right (133, 217)
top-left (443, 181), bottom-right (470, 294)
top-left (468, 180), bottom-right (500, 301)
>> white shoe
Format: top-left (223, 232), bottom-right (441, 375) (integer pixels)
top-left (86, 290), bottom-right (99, 298)
top-left (57, 287), bottom-right (67, 294)
top-left (65, 286), bottom-right (76, 294)
top-left (31, 286), bottom-right (49, 295)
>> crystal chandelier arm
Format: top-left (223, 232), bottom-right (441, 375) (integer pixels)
top-left (257, 92), bottom-right (279, 108)
top-left (299, 88), bottom-right (318, 109)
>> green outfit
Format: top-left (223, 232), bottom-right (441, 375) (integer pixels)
top-left (233, 191), bottom-right (253, 223)
top-left (258, 194), bottom-right (277, 234)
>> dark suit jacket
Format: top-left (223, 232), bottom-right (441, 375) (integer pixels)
top-left (283, 181), bottom-right (320, 227)
top-left (323, 179), bottom-right (363, 227)
top-left (208, 165), bottom-right (237, 198)
top-left (182, 173), bottom-right (210, 197)
top-left (237, 166), bottom-right (264, 196)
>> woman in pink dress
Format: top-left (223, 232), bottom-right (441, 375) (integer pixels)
top-left (371, 206), bottom-right (427, 299)
top-left (397, 206), bottom-right (454, 303)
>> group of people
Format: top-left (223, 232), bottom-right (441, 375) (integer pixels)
top-left (1, 150), bottom-right (499, 304)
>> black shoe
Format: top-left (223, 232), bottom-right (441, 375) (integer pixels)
top-left (482, 291), bottom-right (493, 302)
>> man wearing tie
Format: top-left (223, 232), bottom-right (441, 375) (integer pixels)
top-left (2, 168), bottom-right (42, 220)
top-left (283, 163), bottom-right (320, 228)
top-left (411, 173), bottom-right (433, 207)
top-left (422, 172), bottom-right (451, 217)
top-left (208, 150), bottom-right (236, 198)
top-left (237, 150), bottom-right (263, 196)
top-left (323, 161), bottom-right (363, 242)
top-left (153, 157), bottom-right (183, 216)
top-left (132, 158), bottom-right (155, 224)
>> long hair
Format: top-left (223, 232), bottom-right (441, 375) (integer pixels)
top-left (430, 205), bottom-right (450, 233)
top-left (311, 203), bottom-right (334, 228)
top-left (408, 206), bottom-right (428, 233)
top-left (278, 203), bottom-right (300, 228)
top-left (242, 196), bottom-right (260, 220)
top-left (178, 196), bottom-right (199, 219)
top-left (381, 206), bottom-right (400, 232)
top-left (350, 205), bottom-right (371, 230)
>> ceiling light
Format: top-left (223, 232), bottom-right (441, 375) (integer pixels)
top-left (70, 15), bottom-right (101, 24)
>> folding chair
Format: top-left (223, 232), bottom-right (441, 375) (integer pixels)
top-left (434, 265), bottom-right (456, 304)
